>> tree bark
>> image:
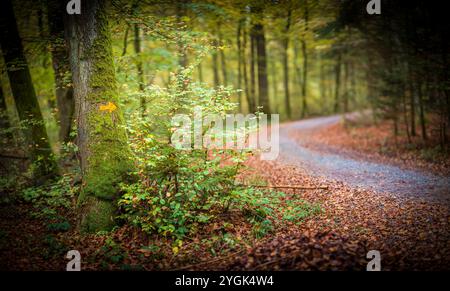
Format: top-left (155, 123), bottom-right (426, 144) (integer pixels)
top-left (343, 61), bottom-right (349, 114)
top-left (300, 39), bottom-right (308, 118)
top-left (176, 1), bottom-right (189, 69)
top-left (236, 19), bottom-right (243, 112)
top-left (0, 84), bottom-right (12, 139)
top-left (408, 66), bottom-right (416, 137)
top-left (333, 52), bottom-right (342, 113)
top-left (133, 24), bottom-right (146, 116)
top-left (218, 22), bottom-right (228, 87)
top-left (300, 1), bottom-right (309, 118)
top-left (293, 40), bottom-right (303, 109)
top-left (319, 53), bottom-right (326, 111)
top-left (212, 42), bottom-right (220, 87)
top-left (253, 22), bottom-right (270, 114)
top-left (0, 0), bottom-right (57, 180)
top-left (249, 28), bottom-right (257, 112)
top-left (65, 0), bottom-right (135, 232)
top-left (417, 80), bottom-right (427, 141)
top-left (198, 62), bottom-right (204, 83)
top-left (270, 57), bottom-right (278, 113)
top-left (242, 23), bottom-right (252, 113)
top-left (282, 9), bottom-right (291, 119)
top-left (48, 0), bottom-right (75, 144)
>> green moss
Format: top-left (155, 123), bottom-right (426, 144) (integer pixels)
top-left (80, 108), bottom-right (134, 201)
top-left (79, 196), bottom-right (116, 233)
top-left (77, 3), bottom-right (135, 232)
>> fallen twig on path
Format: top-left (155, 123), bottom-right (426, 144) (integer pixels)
top-left (238, 184), bottom-right (329, 190)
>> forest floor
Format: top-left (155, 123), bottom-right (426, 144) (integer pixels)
top-left (1, 114), bottom-right (449, 271)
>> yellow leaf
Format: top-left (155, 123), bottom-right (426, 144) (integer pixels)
top-left (99, 102), bottom-right (117, 113)
top-left (172, 246), bottom-right (179, 255)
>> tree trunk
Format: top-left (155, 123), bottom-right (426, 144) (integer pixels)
top-left (133, 24), bottom-right (146, 116)
top-left (242, 23), bottom-right (252, 113)
top-left (270, 57), bottom-right (278, 113)
top-left (0, 0), bottom-right (57, 179)
top-left (408, 66), bottom-right (416, 137)
top-left (212, 43), bottom-right (220, 87)
top-left (300, 39), bottom-right (308, 118)
top-left (218, 23), bottom-right (228, 87)
top-left (122, 24), bottom-right (130, 57)
top-left (300, 1), bottom-right (309, 118)
top-left (176, 1), bottom-right (189, 69)
top-left (249, 28), bottom-right (257, 112)
top-left (0, 84), bottom-right (6, 114)
top-left (293, 40), bottom-right (303, 109)
top-left (282, 9), bottom-right (291, 119)
top-left (342, 60), bottom-right (349, 126)
top-left (333, 52), bottom-right (342, 113)
top-left (254, 23), bottom-right (270, 114)
top-left (319, 54), bottom-right (326, 111)
top-left (402, 88), bottom-right (411, 143)
top-left (417, 80), bottom-right (427, 141)
top-left (65, 0), bottom-right (135, 232)
top-left (0, 84), bottom-right (12, 140)
top-left (236, 19), bottom-right (243, 112)
top-left (48, 0), bottom-right (75, 144)
top-left (198, 62), bottom-right (203, 83)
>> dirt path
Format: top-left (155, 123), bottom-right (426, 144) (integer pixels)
top-left (223, 115), bottom-right (450, 271)
top-left (278, 115), bottom-right (450, 204)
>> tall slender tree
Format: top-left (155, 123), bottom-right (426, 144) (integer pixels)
top-left (249, 26), bottom-right (257, 112)
top-left (0, 0), bottom-right (57, 180)
top-left (281, 8), bottom-right (292, 119)
top-left (218, 22), bottom-right (228, 87)
top-left (236, 19), bottom-right (244, 112)
top-left (0, 83), bottom-right (12, 139)
top-left (252, 9), bottom-right (270, 114)
top-left (133, 24), bottom-right (146, 115)
top-left (333, 52), bottom-right (342, 113)
top-left (242, 20), bottom-right (253, 113)
top-left (300, 0), bottom-right (309, 118)
top-left (47, 0), bottom-right (75, 144)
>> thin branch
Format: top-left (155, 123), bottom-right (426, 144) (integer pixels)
top-left (238, 184), bottom-right (328, 190)
top-left (0, 154), bottom-right (28, 160)
top-left (122, 24), bottom-right (130, 56)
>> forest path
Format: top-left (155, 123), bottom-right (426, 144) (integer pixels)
top-left (277, 114), bottom-right (450, 204)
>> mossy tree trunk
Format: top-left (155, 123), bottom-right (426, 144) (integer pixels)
top-left (47, 0), bottom-right (75, 144)
top-left (0, 0), bottom-right (57, 180)
top-left (65, 0), bottom-right (134, 232)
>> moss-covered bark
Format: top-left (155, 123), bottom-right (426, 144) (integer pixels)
top-left (65, 0), bottom-right (134, 232)
top-left (0, 0), bottom-right (57, 180)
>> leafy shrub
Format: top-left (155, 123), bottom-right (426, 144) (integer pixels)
top-left (118, 44), bottom-right (322, 242)
top-left (20, 174), bottom-right (77, 226)
top-left (118, 51), bottom-right (263, 240)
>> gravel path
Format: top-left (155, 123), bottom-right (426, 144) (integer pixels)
top-left (278, 115), bottom-right (450, 203)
